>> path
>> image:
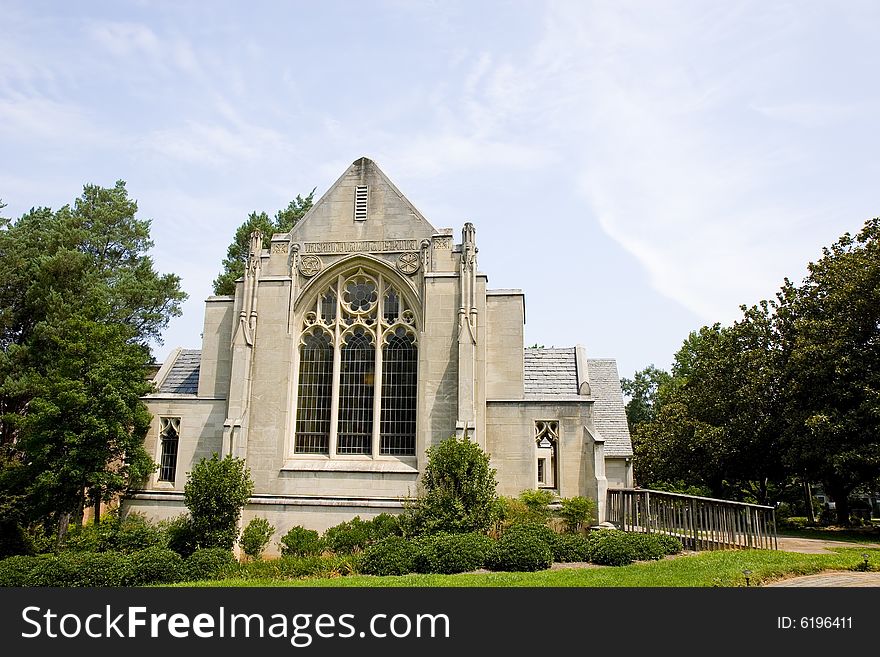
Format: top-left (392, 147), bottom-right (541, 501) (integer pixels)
top-left (765, 536), bottom-right (880, 586)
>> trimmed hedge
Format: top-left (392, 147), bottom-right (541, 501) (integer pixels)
top-left (586, 529), bottom-right (679, 566)
top-left (487, 531), bottom-right (552, 572)
top-left (127, 547), bottom-right (184, 585)
top-left (360, 536), bottom-right (420, 576)
top-left (26, 552), bottom-right (131, 587)
top-left (550, 533), bottom-right (591, 563)
top-left (502, 522), bottom-right (557, 548)
top-left (0, 555), bottom-right (47, 587)
top-left (279, 526), bottom-right (324, 557)
top-left (184, 548), bottom-right (236, 581)
top-left (416, 532), bottom-right (495, 574)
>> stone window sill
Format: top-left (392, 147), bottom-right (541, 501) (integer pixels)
top-left (281, 458), bottom-right (418, 474)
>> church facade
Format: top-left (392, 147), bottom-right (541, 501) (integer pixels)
top-left (124, 158), bottom-right (633, 546)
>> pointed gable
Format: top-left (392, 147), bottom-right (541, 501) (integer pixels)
top-left (289, 157), bottom-right (437, 244)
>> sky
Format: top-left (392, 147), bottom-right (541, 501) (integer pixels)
top-left (2, 0), bottom-right (878, 380)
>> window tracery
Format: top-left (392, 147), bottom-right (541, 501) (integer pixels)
top-left (294, 268), bottom-right (418, 457)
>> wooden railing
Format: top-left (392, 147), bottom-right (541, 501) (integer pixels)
top-left (606, 488), bottom-right (777, 550)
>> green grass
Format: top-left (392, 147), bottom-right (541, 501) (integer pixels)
top-left (171, 547), bottom-right (880, 588)
top-left (777, 526), bottom-right (880, 544)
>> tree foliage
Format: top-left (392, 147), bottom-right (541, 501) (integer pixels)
top-left (631, 217), bottom-right (880, 521)
top-left (212, 191), bottom-right (315, 295)
top-left (0, 181), bottom-right (186, 545)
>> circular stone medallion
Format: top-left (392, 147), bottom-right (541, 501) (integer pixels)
top-left (396, 252), bottom-right (421, 275)
top-left (298, 255), bottom-right (322, 277)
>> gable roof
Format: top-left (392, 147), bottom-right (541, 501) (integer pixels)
top-left (156, 349), bottom-right (200, 395)
top-left (523, 347), bottom-right (633, 457)
top-left (288, 157), bottom-right (437, 243)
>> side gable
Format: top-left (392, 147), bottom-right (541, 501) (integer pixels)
top-left (152, 349), bottom-right (201, 396)
top-left (523, 347), bottom-right (633, 458)
top-left (288, 157), bottom-right (438, 244)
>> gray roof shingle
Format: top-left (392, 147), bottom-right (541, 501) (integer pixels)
top-left (157, 349), bottom-right (201, 395)
top-left (523, 348), bottom-right (578, 396)
top-left (523, 348), bottom-right (633, 457)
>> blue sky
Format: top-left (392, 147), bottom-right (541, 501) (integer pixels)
top-left (2, 0), bottom-right (878, 380)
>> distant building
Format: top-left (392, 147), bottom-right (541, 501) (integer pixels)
top-left (124, 158), bottom-right (633, 548)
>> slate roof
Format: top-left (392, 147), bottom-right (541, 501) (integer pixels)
top-left (523, 348), bottom-right (633, 457)
top-left (156, 349), bottom-right (201, 395)
top-left (523, 348), bottom-right (578, 396)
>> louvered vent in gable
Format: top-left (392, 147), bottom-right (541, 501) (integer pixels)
top-left (354, 185), bottom-right (368, 221)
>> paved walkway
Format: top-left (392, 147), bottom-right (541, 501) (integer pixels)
top-left (765, 536), bottom-right (880, 586)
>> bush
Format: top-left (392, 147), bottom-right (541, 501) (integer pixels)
top-left (26, 552), bottom-right (131, 587)
top-left (627, 533), bottom-right (669, 562)
top-left (360, 536), bottom-right (420, 576)
top-left (184, 454), bottom-right (254, 550)
top-left (323, 517), bottom-right (373, 554)
top-left (417, 532), bottom-right (495, 574)
top-left (279, 526), bottom-right (324, 557)
top-left (558, 497), bottom-right (596, 533)
top-left (126, 547), bottom-right (184, 585)
top-left (62, 512), bottom-right (165, 554)
top-left (184, 548), bottom-right (236, 581)
top-left (487, 531), bottom-right (552, 572)
top-left (586, 530), bottom-right (674, 566)
top-left (162, 515), bottom-right (198, 557)
top-left (409, 436), bottom-right (500, 535)
top-left (239, 517), bottom-right (275, 560)
top-left (517, 490), bottom-right (555, 522)
top-left (550, 533), bottom-right (591, 563)
top-left (587, 529), bottom-right (635, 566)
top-left (502, 522), bottom-right (557, 549)
top-left (367, 513), bottom-right (402, 542)
top-left (0, 555), bottom-right (46, 587)
top-left (655, 534), bottom-right (683, 556)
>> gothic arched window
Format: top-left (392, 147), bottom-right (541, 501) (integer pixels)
top-left (294, 269), bottom-right (418, 457)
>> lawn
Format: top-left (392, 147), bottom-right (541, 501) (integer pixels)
top-left (777, 526), bottom-right (880, 544)
top-left (175, 546), bottom-right (880, 588)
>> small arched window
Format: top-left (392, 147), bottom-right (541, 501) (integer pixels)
top-left (294, 269), bottom-right (418, 457)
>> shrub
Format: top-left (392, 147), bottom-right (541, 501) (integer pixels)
top-left (279, 526), bottom-right (324, 557)
top-left (409, 436), bottom-right (500, 535)
top-left (184, 454), bottom-right (254, 550)
top-left (502, 522), bottom-right (557, 549)
top-left (655, 534), bottom-right (683, 556)
top-left (323, 517), bottom-right (373, 554)
top-left (487, 531), bottom-right (552, 572)
top-left (367, 513), bottom-right (402, 542)
top-left (0, 555), bottom-right (45, 587)
top-left (26, 552), bottom-right (131, 587)
top-left (114, 513), bottom-right (167, 553)
top-left (126, 547), bottom-right (184, 585)
top-left (62, 512), bottom-right (165, 554)
top-left (551, 533), bottom-right (591, 563)
top-left (360, 536), bottom-right (420, 576)
top-left (586, 530), bottom-right (674, 566)
top-left (162, 515), bottom-right (198, 557)
top-left (183, 548), bottom-right (236, 581)
top-left (587, 529), bottom-right (635, 566)
top-left (517, 489), bottom-right (555, 522)
top-left (417, 532), bottom-right (495, 574)
top-left (628, 533), bottom-right (669, 562)
top-left (239, 517), bottom-right (275, 560)
top-left (558, 496), bottom-right (596, 533)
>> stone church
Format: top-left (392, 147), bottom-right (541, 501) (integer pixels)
top-left (124, 158), bottom-right (633, 543)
